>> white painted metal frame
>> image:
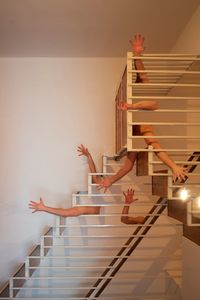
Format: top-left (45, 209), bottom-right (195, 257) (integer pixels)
top-left (126, 52), bottom-right (200, 227)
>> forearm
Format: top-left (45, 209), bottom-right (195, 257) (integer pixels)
top-left (121, 205), bottom-right (130, 223)
top-left (110, 152), bottom-right (136, 184)
top-left (152, 142), bottom-right (176, 170)
top-left (41, 206), bottom-right (66, 216)
top-left (128, 100), bottom-right (158, 110)
top-left (41, 206), bottom-right (80, 217)
top-left (156, 151), bottom-right (176, 170)
top-left (134, 58), bottom-right (149, 83)
top-left (87, 153), bottom-right (101, 184)
top-left (110, 166), bottom-right (132, 185)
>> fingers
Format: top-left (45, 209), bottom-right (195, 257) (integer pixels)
top-left (97, 185), bottom-right (107, 193)
top-left (77, 144), bottom-right (88, 156)
top-left (126, 188), bottom-right (134, 194)
top-left (133, 198), bottom-right (139, 202)
top-left (28, 204), bottom-right (36, 210)
top-left (117, 102), bottom-right (126, 110)
top-left (29, 201), bottom-right (37, 204)
top-left (134, 33), bottom-right (144, 42)
top-left (173, 170), bottom-right (187, 183)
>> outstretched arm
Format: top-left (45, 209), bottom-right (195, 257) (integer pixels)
top-left (118, 35), bottom-right (158, 112)
top-left (77, 144), bottom-right (102, 184)
top-left (129, 34), bottom-right (187, 182)
top-left (98, 152), bottom-right (137, 192)
top-left (142, 130), bottom-right (187, 182)
top-left (121, 189), bottom-right (144, 224)
top-left (28, 198), bottom-right (100, 217)
top-left (118, 100), bottom-right (159, 111)
top-left (130, 34), bottom-right (148, 83)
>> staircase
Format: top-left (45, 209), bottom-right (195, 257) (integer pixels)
top-left (1, 52), bottom-right (200, 299)
top-left (0, 155), bottom-right (182, 299)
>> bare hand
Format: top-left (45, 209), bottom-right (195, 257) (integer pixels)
top-left (118, 102), bottom-right (130, 111)
top-left (123, 189), bottom-right (138, 204)
top-left (97, 177), bottom-right (113, 193)
top-left (129, 34), bottom-right (145, 56)
top-left (77, 144), bottom-right (90, 157)
top-left (172, 165), bottom-right (187, 182)
top-left (28, 198), bottom-right (45, 213)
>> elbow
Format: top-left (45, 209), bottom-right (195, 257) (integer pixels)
top-left (121, 217), bottom-right (129, 224)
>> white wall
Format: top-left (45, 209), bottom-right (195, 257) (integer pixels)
top-left (0, 57), bottom-right (125, 288)
top-left (171, 4), bottom-right (200, 53)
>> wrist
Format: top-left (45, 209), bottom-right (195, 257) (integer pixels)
top-left (108, 176), bottom-right (116, 185)
top-left (42, 205), bottom-right (47, 212)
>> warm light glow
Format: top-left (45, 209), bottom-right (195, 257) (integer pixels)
top-left (179, 188), bottom-right (189, 201)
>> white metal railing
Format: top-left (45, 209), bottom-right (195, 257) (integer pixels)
top-left (126, 53), bottom-right (200, 228)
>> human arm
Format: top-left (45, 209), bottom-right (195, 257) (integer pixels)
top-left (77, 144), bottom-right (102, 184)
top-left (142, 131), bottom-right (187, 182)
top-left (28, 198), bottom-right (76, 217)
top-left (121, 189), bottom-right (144, 224)
top-left (28, 198), bottom-right (99, 217)
top-left (129, 34), bottom-right (148, 83)
top-left (118, 100), bottom-right (159, 111)
top-left (98, 152), bottom-right (137, 192)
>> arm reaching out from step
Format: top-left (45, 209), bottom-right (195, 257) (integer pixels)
top-left (130, 33), bottom-right (148, 83)
top-left (28, 198), bottom-right (100, 217)
top-left (129, 34), bottom-right (187, 182)
top-left (140, 127), bottom-right (187, 182)
top-left (118, 100), bottom-right (159, 111)
top-left (77, 144), bottom-right (102, 184)
top-left (121, 189), bottom-right (145, 224)
top-left (97, 152), bottom-right (137, 192)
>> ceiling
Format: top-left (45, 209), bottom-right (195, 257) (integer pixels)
top-left (0, 0), bottom-right (199, 57)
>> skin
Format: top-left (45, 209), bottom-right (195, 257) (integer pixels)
top-left (77, 144), bottom-right (103, 184)
top-left (98, 34), bottom-right (187, 192)
top-left (28, 145), bottom-right (101, 217)
top-left (28, 197), bottom-right (100, 216)
top-left (121, 189), bottom-right (145, 224)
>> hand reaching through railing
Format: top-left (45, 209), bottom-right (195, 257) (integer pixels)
top-left (118, 101), bottom-right (159, 111)
top-left (129, 34), bottom-right (145, 56)
top-left (121, 189), bottom-right (145, 224)
top-left (28, 198), bottom-right (100, 217)
top-left (123, 188), bottom-right (138, 204)
top-left (171, 165), bottom-right (188, 182)
top-left (97, 177), bottom-right (113, 193)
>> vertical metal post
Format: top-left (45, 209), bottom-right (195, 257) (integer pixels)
top-left (55, 216), bottom-right (61, 236)
top-left (25, 257), bottom-right (30, 277)
top-left (168, 171), bottom-right (173, 199)
top-left (148, 145), bottom-right (154, 175)
top-left (88, 174), bottom-right (92, 194)
top-left (127, 52), bottom-right (133, 151)
top-left (9, 278), bottom-right (13, 298)
top-left (102, 155), bottom-right (107, 173)
top-left (40, 236), bottom-right (44, 257)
